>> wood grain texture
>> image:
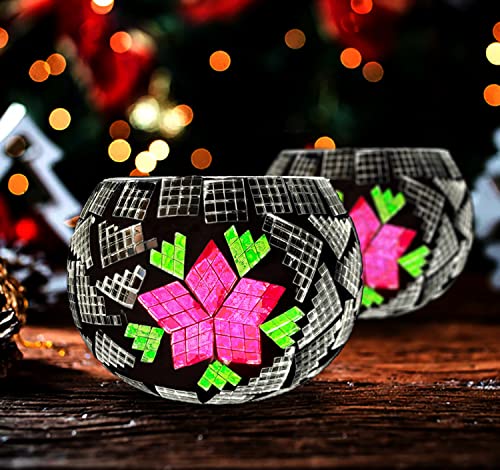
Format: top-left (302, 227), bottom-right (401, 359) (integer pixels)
top-left (0, 275), bottom-right (499, 469)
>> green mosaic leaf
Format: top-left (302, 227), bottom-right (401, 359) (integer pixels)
top-left (224, 226), bottom-right (271, 276)
top-left (260, 307), bottom-right (305, 349)
top-left (197, 361), bottom-right (242, 392)
top-left (371, 185), bottom-right (406, 223)
top-left (362, 286), bottom-right (384, 308)
top-left (337, 190), bottom-right (344, 202)
top-left (124, 322), bottom-right (164, 363)
top-left (124, 323), bottom-right (139, 338)
top-left (398, 245), bottom-right (430, 278)
top-left (150, 233), bottom-right (186, 279)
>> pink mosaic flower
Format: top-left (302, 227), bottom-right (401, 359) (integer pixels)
top-left (350, 196), bottom-right (416, 290)
top-left (138, 240), bottom-right (285, 369)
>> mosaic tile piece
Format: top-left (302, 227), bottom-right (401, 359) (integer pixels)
top-left (115, 372), bottom-right (158, 396)
top-left (81, 180), bottom-right (122, 218)
top-left (96, 265), bottom-right (146, 309)
top-left (398, 245), bottom-right (430, 278)
top-left (285, 178), bottom-right (326, 215)
top-left (95, 330), bottom-right (135, 369)
top-left (248, 177), bottom-right (293, 215)
top-left (224, 226), bottom-right (270, 276)
top-left (158, 176), bottom-right (202, 217)
top-left (288, 152), bottom-right (320, 176)
top-left (203, 178), bottom-right (248, 224)
top-left (334, 245), bottom-right (363, 297)
top-left (362, 286), bottom-right (385, 308)
top-left (354, 149), bottom-right (390, 185)
top-left (197, 360), bottom-right (241, 392)
top-left (99, 221), bottom-right (157, 268)
top-left (316, 178), bottom-right (346, 216)
top-left (70, 216), bottom-right (94, 269)
top-left (112, 180), bottom-right (156, 220)
top-left (370, 185), bottom-right (406, 223)
top-left (124, 323), bottom-right (165, 363)
top-left (349, 196), bottom-right (381, 252)
top-left (150, 233), bottom-right (186, 279)
top-left (309, 215), bottom-right (351, 259)
top-left (260, 306), bottom-right (305, 349)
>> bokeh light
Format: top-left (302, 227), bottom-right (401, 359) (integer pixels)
top-left (209, 50), bottom-right (231, 72)
top-left (110, 31), bottom-right (132, 54)
top-left (108, 139), bottom-right (131, 162)
top-left (493, 22), bottom-right (500, 42)
top-left (90, 0), bottom-right (114, 14)
top-left (130, 168), bottom-right (149, 177)
top-left (174, 104), bottom-right (194, 126)
top-left (8, 173), bottom-right (29, 195)
top-left (15, 218), bottom-right (38, 242)
top-left (362, 61), bottom-right (384, 82)
top-left (29, 60), bottom-right (50, 82)
top-left (46, 53), bottom-right (66, 75)
top-left (484, 84), bottom-right (500, 106)
top-left (285, 29), bottom-right (306, 50)
top-left (149, 140), bottom-right (170, 160)
top-left (191, 148), bottom-right (212, 169)
top-left (340, 48), bottom-right (362, 69)
top-left (351, 0), bottom-right (373, 14)
top-left (314, 136), bottom-right (336, 149)
top-left (135, 151), bottom-right (157, 173)
top-left (129, 96), bottom-right (160, 131)
top-left (48, 108), bottom-right (71, 130)
top-left (160, 107), bottom-right (184, 137)
top-left (109, 120), bottom-right (131, 139)
top-left (0, 27), bottom-right (8, 49)
top-left (486, 42), bottom-right (500, 65)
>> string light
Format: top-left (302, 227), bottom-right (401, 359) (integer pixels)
top-left (484, 84), bottom-right (500, 106)
top-left (209, 51), bottom-right (231, 72)
top-left (486, 42), bottom-right (500, 65)
top-left (108, 139), bottom-right (131, 162)
top-left (362, 61), bottom-right (384, 82)
top-left (493, 22), bottom-right (500, 42)
top-left (284, 29), bottom-right (306, 50)
top-left (135, 151), bottom-right (157, 173)
top-left (351, 0), bottom-right (373, 14)
top-left (191, 148), bottom-right (212, 169)
top-left (340, 48), bottom-right (362, 69)
top-left (29, 60), bottom-right (50, 82)
top-left (48, 108), bottom-right (71, 130)
top-left (90, 0), bottom-right (114, 14)
top-left (314, 137), bottom-right (336, 149)
top-left (0, 27), bottom-right (8, 49)
top-left (46, 53), bottom-right (66, 75)
top-left (110, 31), bottom-right (132, 54)
top-left (174, 104), bottom-right (194, 126)
top-left (8, 173), bottom-right (29, 195)
top-left (149, 140), bottom-right (170, 160)
top-left (109, 120), bottom-right (131, 139)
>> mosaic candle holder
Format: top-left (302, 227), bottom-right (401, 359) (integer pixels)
top-left (68, 176), bottom-right (363, 403)
top-left (267, 148), bottom-right (474, 319)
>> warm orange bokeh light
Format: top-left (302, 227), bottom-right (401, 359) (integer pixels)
top-left (174, 104), bottom-right (194, 126)
top-left (191, 148), bottom-right (213, 169)
top-left (110, 31), bottom-right (132, 54)
top-left (29, 60), bottom-right (50, 82)
top-left (285, 29), bottom-right (306, 50)
top-left (209, 51), bottom-right (231, 72)
top-left (351, 0), bottom-right (373, 14)
top-left (47, 53), bottom-right (66, 76)
top-left (0, 27), bottom-right (8, 49)
top-left (130, 168), bottom-right (149, 177)
top-left (108, 139), bottom-right (131, 162)
top-left (314, 137), bottom-right (336, 150)
top-left (8, 174), bottom-right (29, 196)
top-left (493, 22), bottom-right (500, 42)
top-left (109, 120), bottom-right (131, 139)
top-left (362, 61), bottom-right (384, 82)
top-left (340, 48), bottom-right (362, 69)
top-left (484, 84), bottom-right (500, 106)
top-left (49, 108), bottom-right (71, 130)
top-left (90, 0), bottom-right (114, 14)
top-left (486, 42), bottom-right (500, 65)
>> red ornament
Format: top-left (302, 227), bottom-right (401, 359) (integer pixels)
top-left (180, 0), bottom-right (258, 24)
top-left (316, 0), bottom-right (414, 59)
top-left (15, 218), bottom-right (39, 243)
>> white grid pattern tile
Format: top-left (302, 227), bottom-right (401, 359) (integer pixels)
top-left (309, 215), bottom-right (351, 258)
top-left (248, 177), bottom-right (293, 215)
top-left (285, 178), bottom-right (326, 215)
top-left (203, 178), bottom-right (248, 224)
top-left (112, 181), bottom-right (156, 220)
top-left (96, 265), bottom-right (146, 309)
top-left (95, 330), bottom-right (136, 369)
top-left (158, 176), bottom-right (202, 218)
top-left (70, 216), bottom-right (94, 269)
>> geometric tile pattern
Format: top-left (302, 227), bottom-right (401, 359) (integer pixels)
top-left (197, 360), bottom-right (241, 392)
top-left (158, 176), bottom-right (202, 218)
top-left (398, 245), bottom-right (430, 278)
top-left (95, 330), bottom-right (136, 369)
top-left (99, 221), bottom-right (157, 268)
top-left (149, 233), bottom-right (186, 280)
top-left (155, 386), bottom-right (201, 403)
top-left (434, 179), bottom-right (466, 211)
top-left (260, 306), bottom-right (305, 349)
top-left (70, 215), bottom-right (95, 269)
top-left (67, 260), bottom-right (81, 329)
top-left (80, 180), bottom-right (123, 218)
top-left (426, 215), bottom-right (459, 276)
top-left (96, 265), bottom-right (146, 309)
top-left (285, 178), bottom-right (326, 215)
top-left (370, 185), bottom-right (406, 223)
top-left (316, 177), bottom-right (346, 216)
top-left (262, 214), bottom-right (323, 302)
top-left (288, 152), bottom-right (320, 176)
top-left (362, 286), bottom-right (384, 308)
top-left (124, 323), bottom-right (164, 363)
top-left (112, 180), bottom-right (156, 220)
top-left (354, 149), bottom-right (391, 185)
top-left (321, 149), bottom-right (355, 180)
top-left (203, 178), bottom-right (248, 224)
top-left (309, 215), bottom-right (351, 258)
top-left (266, 151), bottom-right (293, 176)
top-left (334, 245), bottom-right (363, 297)
top-left (224, 226), bottom-right (270, 276)
top-left (248, 177), bottom-right (293, 215)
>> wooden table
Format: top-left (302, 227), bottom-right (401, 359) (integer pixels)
top-left (1, 274), bottom-right (499, 469)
